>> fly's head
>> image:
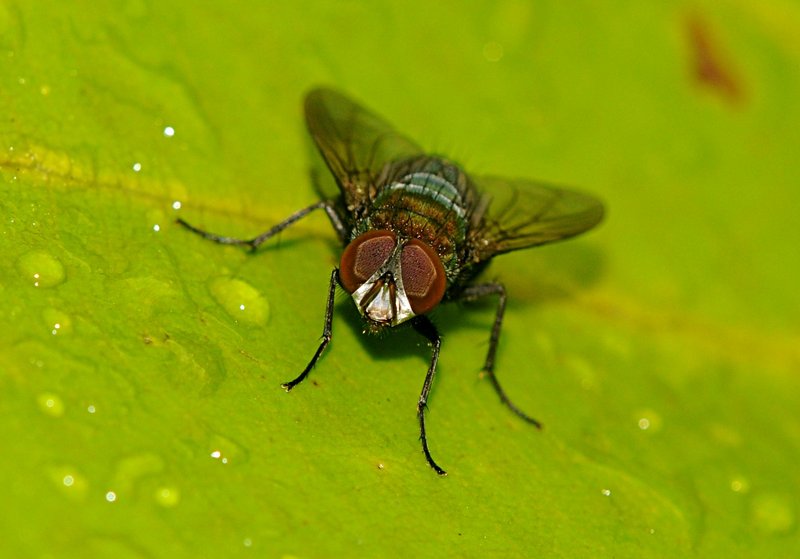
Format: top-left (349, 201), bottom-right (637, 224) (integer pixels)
top-left (339, 229), bottom-right (446, 329)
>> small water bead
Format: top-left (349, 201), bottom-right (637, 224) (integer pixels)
top-left (730, 476), bottom-right (750, 493)
top-left (37, 393), bottom-right (64, 417)
top-left (210, 449), bottom-right (228, 464)
top-left (43, 308), bottom-right (72, 336)
top-left (634, 409), bottom-right (662, 433)
top-left (208, 433), bottom-right (248, 465)
top-left (209, 277), bottom-right (269, 325)
top-left (17, 251), bottom-right (65, 288)
top-left (49, 466), bottom-right (88, 499)
top-left (154, 486), bottom-right (180, 507)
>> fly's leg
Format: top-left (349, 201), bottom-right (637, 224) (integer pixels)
top-left (458, 282), bottom-right (542, 429)
top-left (176, 200), bottom-right (348, 250)
top-left (282, 269), bottom-right (339, 391)
top-left (411, 315), bottom-right (447, 476)
top-left (178, 201), bottom-right (345, 388)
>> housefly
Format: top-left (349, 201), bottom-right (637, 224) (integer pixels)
top-left (177, 88), bottom-right (604, 475)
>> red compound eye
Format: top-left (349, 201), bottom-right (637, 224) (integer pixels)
top-left (339, 230), bottom-right (397, 293)
top-left (400, 239), bottom-right (446, 315)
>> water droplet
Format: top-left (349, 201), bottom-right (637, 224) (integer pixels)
top-left (17, 251), bottom-right (65, 288)
top-left (634, 409), bottom-right (662, 433)
top-left (43, 308), bottom-right (72, 336)
top-left (37, 392), bottom-right (64, 417)
top-left (171, 200), bottom-right (182, 210)
top-left (751, 493), bottom-right (795, 534)
top-left (208, 433), bottom-right (248, 465)
top-left (243, 537), bottom-right (253, 547)
top-left (87, 404), bottom-right (96, 414)
top-left (155, 486), bottom-right (180, 507)
top-left (132, 162), bottom-right (142, 172)
top-left (209, 277), bottom-right (269, 325)
top-left (601, 488), bottom-right (612, 497)
top-left (48, 466), bottom-right (87, 499)
top-left (730, 476), bottom-right (750, 493)
top-left (209, 449), bottom-right (230, 464)
top-left (105, 491), bottom-right (117, 502)
top-left (153, 224), bottom-right (161, 232)
top-left (163, 126), bottom-right (175, 137)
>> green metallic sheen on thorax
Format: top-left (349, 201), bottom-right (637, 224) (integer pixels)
top-left (351, 158), bottom-right (470, 282)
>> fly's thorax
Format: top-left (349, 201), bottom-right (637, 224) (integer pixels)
top-left (362, 169), bottom-right (470, 279)
top-left (339, 229), bottom-right (446, 327)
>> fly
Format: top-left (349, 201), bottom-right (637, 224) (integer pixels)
top-left (177, 88), bottom-right (604, 475)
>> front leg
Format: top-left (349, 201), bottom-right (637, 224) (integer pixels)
top-left (281, 269), bottom-right (339, 391)
top-left (411, 315), bottom-right (447, 476)
top-left (176, 200), bottom-right (348, 250)
top-left (458, 282), bottom-right (542, 429)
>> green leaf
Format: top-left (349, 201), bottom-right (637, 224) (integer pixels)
top-left (2, 1), bottom-right (799, 557)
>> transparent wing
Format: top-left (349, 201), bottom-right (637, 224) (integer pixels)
top-left (304, 87), bottom-right (424, 211)
top-left (469, 175), bottom-right (604, 261)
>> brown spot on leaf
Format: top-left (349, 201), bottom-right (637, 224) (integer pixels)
top-left (686, 14), bottom-right (745, 105)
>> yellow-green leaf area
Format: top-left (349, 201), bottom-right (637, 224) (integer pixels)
top-left (1, 1), bottom-right (798, 558)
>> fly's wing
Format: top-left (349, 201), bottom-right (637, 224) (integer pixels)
top-left (304, 87), bottom-right (424, 211)
top-left (469, 175), bottom-right (604, 262)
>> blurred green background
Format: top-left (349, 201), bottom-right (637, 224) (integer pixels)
top-left (1, 1), bottom-right (798, 557)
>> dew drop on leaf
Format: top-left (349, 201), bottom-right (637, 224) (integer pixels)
top-left (16, 251), bottom-right (65, 288)
top-left (208, 433), bottom-right (248, 466)
top-left (43, 308), bottom-right (72, 336)
top-left (155, 485), bottom-right (181, 507)
top-left (37, 392), bottom-right (64, 417)
top-left (48, 466), bottom-right (87, 500)
top-left (209, 277), bottom-right (269, 325)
